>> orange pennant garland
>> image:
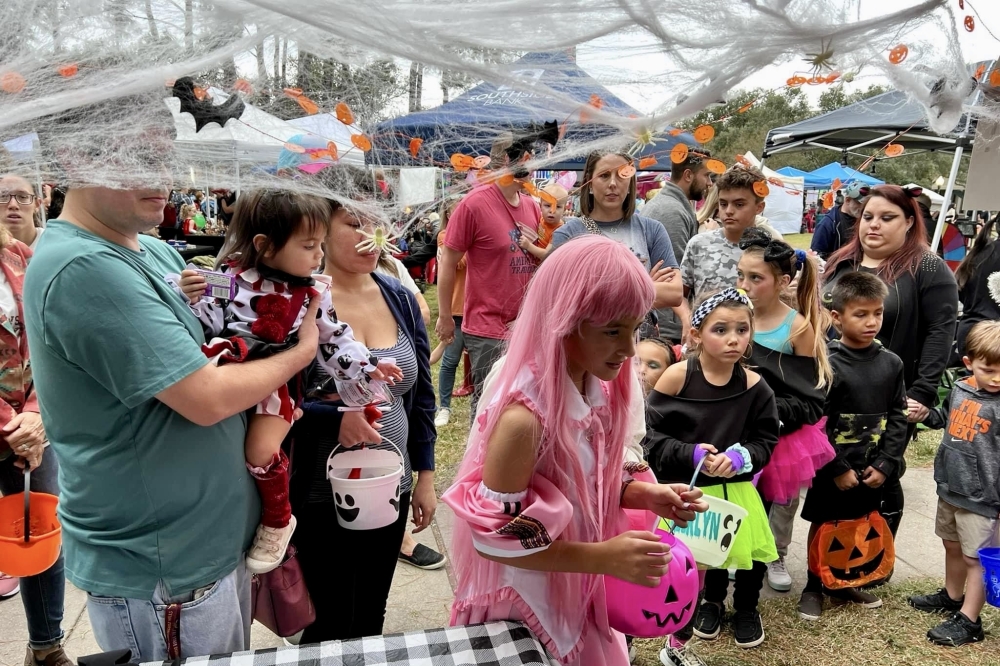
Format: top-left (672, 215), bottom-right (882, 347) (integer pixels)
top-left (991, 70), bottom-right (1000, 87)
top-left (0, 72), bottom-right (25, 93)
top-left (538, 190), bottom-right (558, 207)
top-left (831, 178), bottom-right (842, 191)
top-left (233, 79), bottom-right (253, 95)
top-left (327, 142), bottom-right (339, 161)
top-left (335, 102), bottom-right (355, 125)
top-left (618, 164), bottom-right (637, 179)
top-left (807, 76), bottom-right (826, 86)
top-left (57, 64), bottom-right (78, 78)
top-left (693, 125), bottom-right (715, 144)
top-left (589, 94), bottom-right (604, 109)
top-left (885, 143), bottom-right (905, 157)
top-left (670, 144), bottom-right (689, 164)
top-left (705, 159), bottom-right (727, 175)
top-left (295, 95), bottom-right (319, 115)
top-left (768, 177), bottom-right (785, 187)
top-left (283, 142), bottom-right (306, 154)
top-left (639, 156), bottom-right (658, 169)
top-left (498, 173), bottom-right (515, 186)
top-left (787, 76), bottom-right (808, 87)
top-left (737, 101), bottom-right (755, 113)
top-left (409, 137), bottom-right (423, 158)
top-left (965, 15), bottom-right (975, 31)
top-left (522, 181), bottom-right (539, 196)
top-left (825, 72), bottom-right (841, 84)
top-left (735, 154), bottom-right (751, 167)
top-left (283, 87), bottom-right (303, 98)
top-left (753, 181), bottom-right (770, 198)
top-left (193, 86), bottom-right (208, 101)
top-left (888, 45), bottom-right (908, 65)
top-left (351, 134), bottom-right (372, 152)
top-left (668, 128), bottom-right (683, 137)
top-left (823, 191), bottom-right (835, 208)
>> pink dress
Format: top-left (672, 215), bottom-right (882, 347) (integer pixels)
top-left (442, 370), bottom-right (647, 666)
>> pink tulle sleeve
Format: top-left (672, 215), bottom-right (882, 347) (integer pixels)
top-left (443, 471), bottom-right (574, 558)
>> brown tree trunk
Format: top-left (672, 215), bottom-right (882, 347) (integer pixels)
top-left (184, 0), bottom-right (194, 51)
top-left (408, 62), bottom-right (424, 112)
top-left (144, 0), bottom-right (159, 40)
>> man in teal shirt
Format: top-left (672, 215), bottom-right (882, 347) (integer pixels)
top-left (24, 106), bottom-right (320, 661)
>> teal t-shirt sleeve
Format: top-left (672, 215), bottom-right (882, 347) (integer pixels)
top-left (41, 252), bottom-right (210, 409)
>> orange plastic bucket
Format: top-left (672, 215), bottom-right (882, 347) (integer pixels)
top-left (0, 469), bottom-right (61, 577)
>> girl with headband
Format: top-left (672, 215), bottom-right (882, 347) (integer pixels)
top-left (643, 287), bottom-right (779, 653)
top-left (736, 227), bottom-right (835, 594)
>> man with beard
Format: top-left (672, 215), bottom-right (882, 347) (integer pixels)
top-left (642, 150), bottom-right (713, 344)
top-left (810, 182), bottom-right (869, 259)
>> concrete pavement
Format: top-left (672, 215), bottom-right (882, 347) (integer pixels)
top-left (0, 468), bottom-right (946, 665)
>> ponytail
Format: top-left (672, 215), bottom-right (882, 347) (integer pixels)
top-left (792, 251), bottom-right (833, 389)
top-left (955, 214), bottom-right (998, 290)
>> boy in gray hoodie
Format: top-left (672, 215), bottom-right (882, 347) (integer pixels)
top-left (909, 320), bottom-right (1000, 646)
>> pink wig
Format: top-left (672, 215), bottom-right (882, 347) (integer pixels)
top-left (450, 234), bottom-right (655, 622)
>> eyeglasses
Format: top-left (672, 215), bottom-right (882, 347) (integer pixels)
top-left (0, 193), bottom-right (35, 205)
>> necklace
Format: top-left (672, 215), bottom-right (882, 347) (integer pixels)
top-left (581, 215), bottom-right (626, 236)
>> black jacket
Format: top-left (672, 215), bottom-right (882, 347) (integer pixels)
top-left (748, 341), bottom-right (825, 435)
top-left (643, 368), bottom-right (779, 487)
top-left (822, 340), bottom-right (908, 479)
top-left (956, 240), bottom-right (1000, 355)
top-left (823, 253), bottom-right (958, 408)
top-left (288, 273), bottom-right (436, 507)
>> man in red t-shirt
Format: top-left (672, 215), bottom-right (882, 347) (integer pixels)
top-left (436, 137), bottom-right (542, 418)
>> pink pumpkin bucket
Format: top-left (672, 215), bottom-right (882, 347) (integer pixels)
top-left (605, 510), bottom-right (700, 638)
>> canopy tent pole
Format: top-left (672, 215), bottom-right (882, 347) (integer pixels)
top-left (930, 142), bottom-right (964, 252)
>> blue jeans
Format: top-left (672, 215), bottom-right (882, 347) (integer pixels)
top-left (86, 561), bottom-right (251, 662)
top-left (0, 450), bottom-right (65, 650)
top-left (438, 316), bottom-right (464, 411)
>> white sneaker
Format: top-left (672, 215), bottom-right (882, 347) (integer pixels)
top-left (628, 644), bottom-right (637, 663)
top-left (246, 515), bottom-right (297, 574)
top-left (660, 645), bottom-right (708, 666)
top-left (767, 557), bottom-right (792, 592)
top-left (434, 408), bottom-right (451, 427)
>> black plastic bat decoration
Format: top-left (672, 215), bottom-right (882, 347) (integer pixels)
top-left (505, 120), bottom-right (560, 162)
top-left (172, 77), bottom-right (245, 132)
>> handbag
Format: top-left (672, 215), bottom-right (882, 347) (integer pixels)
top-left (808, 510), bottom-right (895, 590)
top-left (251, 544), bottom-right (316, 637)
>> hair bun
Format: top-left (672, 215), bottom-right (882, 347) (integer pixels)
top-left (738, 226), bottom-right (772, 250)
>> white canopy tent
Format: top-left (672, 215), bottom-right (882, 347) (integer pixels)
top-left (743, 151), bottom-right (806, 235)
top-left (905, 183), bottom-right (945, 212)
top-left (286, 114), bottom-right (363, 167)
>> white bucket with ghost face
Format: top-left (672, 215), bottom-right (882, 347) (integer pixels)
top-left (326, 437), bottom-right (403, 531)
top-left (665, 495), bottom-right (748, 568)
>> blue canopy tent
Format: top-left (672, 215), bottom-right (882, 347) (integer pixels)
top-left (806, 162), bottom-right (883, 189)
top-left (775, 166), bottom-right (828, 189)
top-left (369, 51), bottom-right (695, 172)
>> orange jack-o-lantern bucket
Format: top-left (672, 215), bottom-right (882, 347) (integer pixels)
top-left (809, 511), bottom-right (894, 589)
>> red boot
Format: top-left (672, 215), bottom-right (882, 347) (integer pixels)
top-left (246, 450), bottom-right (296, 574)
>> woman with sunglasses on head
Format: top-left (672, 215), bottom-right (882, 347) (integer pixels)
top-left (822, 185), bottom-right (958, 541)
top-left (548, 151), bottom-right (683, 313)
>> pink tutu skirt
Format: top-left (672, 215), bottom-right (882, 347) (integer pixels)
top-left (758, 418), bottom-right (834, 505)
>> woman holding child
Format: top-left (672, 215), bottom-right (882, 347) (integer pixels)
top-left (822, 184), bottom-right (958, 538)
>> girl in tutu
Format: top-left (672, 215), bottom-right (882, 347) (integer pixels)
top-left (736, 228), bottom-right (835, 590)
top-left (442, 235), bottom-right (707, 666)
top-left (644, 288), bottom-right (780, 649)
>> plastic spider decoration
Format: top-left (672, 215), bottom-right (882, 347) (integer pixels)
top-left (803, 39), bottom-right (837, 75)
top-left (355, 224), bottom-right (401, 255)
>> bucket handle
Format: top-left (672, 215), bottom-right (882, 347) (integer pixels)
top-left (327, 435), bottom-right (404, 466)
top-left (23, 467), bottom-right (30, 543)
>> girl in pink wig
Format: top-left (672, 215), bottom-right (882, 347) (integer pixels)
top-left (442, 235), bottom-right (707, 666)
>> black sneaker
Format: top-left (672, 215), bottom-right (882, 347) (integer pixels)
top-left (928, 611), bottom-right (984, 647)
top-left (909, 588), bottom-right (964, 614)
top-left (798, 590), bottom-right (823, 622)
top-left (692, 601), bottom-right (723, 640)
top-left (732, 610), bottom-right (765, 648)
top-left (397, 543), bottom-right (447, 570)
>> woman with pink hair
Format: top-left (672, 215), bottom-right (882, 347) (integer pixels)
top-left (442, 235), bottom-right (707, 666)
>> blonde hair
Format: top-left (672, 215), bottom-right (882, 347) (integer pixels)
top-left (965, 321), bottom-right (1000, 366)
top-left (697, 186), bottom-right (719, 225)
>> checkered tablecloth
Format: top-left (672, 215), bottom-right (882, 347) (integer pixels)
top-left (140, 622), bottom-right (555, 666)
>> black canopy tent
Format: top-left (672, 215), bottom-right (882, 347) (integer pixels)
top-left (761, 62), bottom-right (995, 252)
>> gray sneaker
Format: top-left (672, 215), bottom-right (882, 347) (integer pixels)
top-left (767, 558), bottom-right (792, 592)
top-left (798, 590), bottom-right (823, 621)
top-left (828, 586), bottom-right (882, 608)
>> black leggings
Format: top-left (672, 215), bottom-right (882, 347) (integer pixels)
top-left (294, 492), bottom-right (410, 642)
top-left (702, 498), bottom-right (772, 613)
